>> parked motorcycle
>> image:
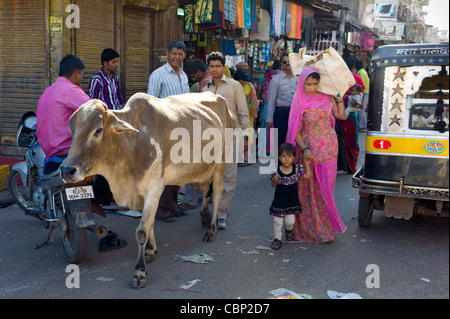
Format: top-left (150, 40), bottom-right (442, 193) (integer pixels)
top-left (7, 112), bottom-right (107, 263)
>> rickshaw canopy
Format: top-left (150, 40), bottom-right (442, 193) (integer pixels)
top-left (370, 43), bottom-right (449, 70)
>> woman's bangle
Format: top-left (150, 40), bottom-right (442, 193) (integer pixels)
top-left (302, 147), bottom-right (310, 154)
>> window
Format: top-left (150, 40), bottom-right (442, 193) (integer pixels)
top-left (409, 104), bottom-right (449, 131)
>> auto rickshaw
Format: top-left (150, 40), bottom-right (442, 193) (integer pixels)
top-left (352, 43), bottom-right (449, 226)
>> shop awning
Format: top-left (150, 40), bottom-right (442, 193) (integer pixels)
top-left (287, 0), bottom-right (349, 12)
top-left (122, 0), bottom-right (170, 11)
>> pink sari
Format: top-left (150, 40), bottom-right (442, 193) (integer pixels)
top-left (287, 67), bottom-right (346, 243)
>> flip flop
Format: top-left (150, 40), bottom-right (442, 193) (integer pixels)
top-left (99, 231), bottom-right (128, 252)
top-left (157, 216), bottom-right (176, 223)
top-left (171, 210), bottom-right (187, 217)
top-left (177, 202), bottom-right (196, 211)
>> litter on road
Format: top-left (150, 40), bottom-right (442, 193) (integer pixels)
top-left (173, 253), bottom-right (215, 264)
top-left (96, 276), bottom-right (115, 282)
top-left (269, 288), bottom-right (312, 299)
top-left (327, 290), bottom-right (362, 299)
top-left (179, 279), bottom-right (201, 290)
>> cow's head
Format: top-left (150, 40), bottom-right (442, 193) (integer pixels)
top-left (61, 99), bottom-right (139, 183)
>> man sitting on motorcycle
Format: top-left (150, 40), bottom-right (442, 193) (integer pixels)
top-left (36, 54), bottom-right (127, 252)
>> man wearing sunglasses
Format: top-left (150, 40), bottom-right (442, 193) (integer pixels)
top-left (265, 54), bottom-right (297, 148)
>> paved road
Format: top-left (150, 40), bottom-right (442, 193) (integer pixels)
top-left (0, 133), bottom-right (448, 299)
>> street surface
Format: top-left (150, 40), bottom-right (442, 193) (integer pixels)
top-left (0, 134), bottom-right (448, 299)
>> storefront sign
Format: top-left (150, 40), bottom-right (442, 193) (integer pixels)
top-left (378, 22), bottom-right (404, 41)
top-left (374, 0), bottom-right (399, 19)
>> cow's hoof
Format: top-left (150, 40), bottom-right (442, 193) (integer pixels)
top-left (145, 249), bottom-right (158, 263)
top-left (203, 232), bottom-right (216, 243)
top-left (145, 249), bottom-right (158, 264)
top-left (131, 270), bottom-right (148, 289)
top-left (145, 254), bottom-right (154, 263)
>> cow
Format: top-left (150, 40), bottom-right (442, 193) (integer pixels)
top-left (60, 92), bottom-right (237, 288)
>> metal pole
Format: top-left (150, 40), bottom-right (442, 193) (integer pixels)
top-left (339, 0), bottom-right (346, 54)
top-left (405, 1), bottom-right (411, 43)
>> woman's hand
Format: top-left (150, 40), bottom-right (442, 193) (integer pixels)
top-left (303, 149), bottom-right (313, 161)
top-left (333, 96), bottom-right (346, 120)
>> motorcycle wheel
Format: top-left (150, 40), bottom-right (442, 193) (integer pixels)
top-left (61, 212), bottom-right (87, 264)
top-left (7, 169), bottom-right (34, 213)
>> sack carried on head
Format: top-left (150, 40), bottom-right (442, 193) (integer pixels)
top-left (289, 46), bottom-right (355, 97)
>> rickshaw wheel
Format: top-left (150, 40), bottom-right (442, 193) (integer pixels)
top-left (358, 194), bottom-right (374, 227)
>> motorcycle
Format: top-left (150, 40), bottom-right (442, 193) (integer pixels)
top-left (7, 112), bottom-right (107, 263)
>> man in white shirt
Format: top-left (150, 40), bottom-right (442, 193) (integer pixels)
top-left (147, 41), bottom-right (190, 223)
top-left (265, 54), bottom-right (297, 148)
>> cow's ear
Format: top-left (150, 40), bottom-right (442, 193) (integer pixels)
top-left (111, 118), bottom-right (139, 134)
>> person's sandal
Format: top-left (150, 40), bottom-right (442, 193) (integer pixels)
top-left (177, 202), bottom-right (196, 211)
top-left (99, 231), bottom-right (128, 252)
top-left (285, 228), bottom-right (295, 241)
top-left (157, 216), bottom-right (176, 223)
top-left (271, 239), bottom-right (282, 250)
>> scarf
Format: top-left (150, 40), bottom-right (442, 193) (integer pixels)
top-left (286, 67), bottom-right (333, 146)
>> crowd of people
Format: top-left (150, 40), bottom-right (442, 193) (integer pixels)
top-left (36, 40), bottom-right (371, 253)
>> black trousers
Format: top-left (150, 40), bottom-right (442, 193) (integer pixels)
top-left (158, 185), bottom-right (180, 215)
top-left (273, 107), bottom-right (291, 148)
top-left (44, 155), bottom-right (113, 205)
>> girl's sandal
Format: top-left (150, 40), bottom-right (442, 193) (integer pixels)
top-left (271, 239), bottom-right (282, 250)
top-left (285, 228), bottom-right (295, 241)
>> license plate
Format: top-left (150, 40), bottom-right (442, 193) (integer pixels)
top-left (65, 185), bottom-right (94, 201)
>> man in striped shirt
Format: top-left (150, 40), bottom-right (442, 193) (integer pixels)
top-left (147, 41), bottom-right (190, 222)
top-left (147, 41), bottom-right (189, 98)
top-left (89, 48), bottom-right (124, 110)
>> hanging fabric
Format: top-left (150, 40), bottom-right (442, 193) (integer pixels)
top-left (243, 0), bottom-right (251, 29)
top-left (270, 0), bottom-right (282, 37)
top-left (249, 8), bottom-right (270, 41)
top-left (251, 0), bottom-right (258, 33)
top-left (197, 0), bottom-right (224, 31)
top-left (285, 3), bottom-right (292, 37)
top-left (185, 4), bottom-right (199, 33)
top-left (359, 31), bottom-right (376, 51)
top-left (295, 5), bottom-right (303, 39)
top-left (236, 0), bottom-right (245, 28)
top-left (195, 0), bottom-right (214, 24)
top-left (280, 0), bottom-right (286, 35)
top-left (224, 0), bottom-right (237, 24)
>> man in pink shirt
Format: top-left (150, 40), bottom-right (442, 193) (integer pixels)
top-left (36, 55), bottom-right (127, 252)
top-left (37, 55), bottom-right (89, 166)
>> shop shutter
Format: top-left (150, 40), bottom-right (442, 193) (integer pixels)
top-left (0, 0), bottom-right (48, 145)
top-left (123, 8), bottom-right (152, 100)
top-left (75, 0), bottom-right (115, 96)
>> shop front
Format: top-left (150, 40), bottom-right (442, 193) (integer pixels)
top-left (181, 0), bottom-right (350, 93)
top-left (0, 0), bottom-right (176, 157)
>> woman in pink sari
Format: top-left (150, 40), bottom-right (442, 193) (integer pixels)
top-left (286, 67), bottom-right (347, 243)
